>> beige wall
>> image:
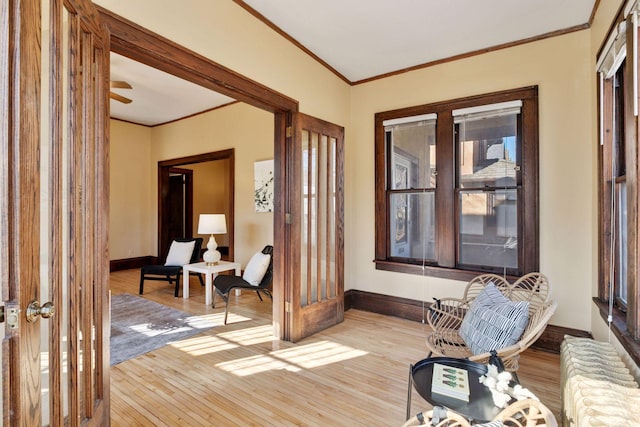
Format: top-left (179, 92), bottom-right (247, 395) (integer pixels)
top-left (94, 0), bottom-right (351, 127)
top-left (95, 0), bottom-right (351, 267)
top-left (190, 159), bottom-right (231, 247)
top-left (109, 119), bottom-right (153, 260)
top-left (350, 31), bottom-right (593, 331)
top-left (150, 103), bottom-right (274, 266)
top-left (109, 104), bottom-right (274, 267)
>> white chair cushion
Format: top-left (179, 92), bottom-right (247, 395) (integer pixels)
top-left (459, 283), bottom-right (529, 355)
top-left (164, 240), bottom-right (196, 266)
top-left (242, 252), bottom-right (271, 286)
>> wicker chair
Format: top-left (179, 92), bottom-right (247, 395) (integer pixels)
top-left (495, 399), bottom-right (558, 427)
top-left (403, 400), bottom-right (557, 427)
top-left (425, 273), bottom-right (557, 371)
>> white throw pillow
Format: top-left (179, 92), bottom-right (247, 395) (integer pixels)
top-left (164, 240), bottom-right (196, 266)
top-left (242, 252), bottom-right (271, 286)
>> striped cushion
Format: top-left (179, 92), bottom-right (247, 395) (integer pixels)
top-left (472, 421), bottom-right (503, 427)
top-left (459, 283), bottom-right (529, 355)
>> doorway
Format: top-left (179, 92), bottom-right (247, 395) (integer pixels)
top-left (166, 168), bottom-right (194, 248)
top-left (159, 150), bottom-right (234, 262)
top-left (99, 6), bottom-right (344, 342)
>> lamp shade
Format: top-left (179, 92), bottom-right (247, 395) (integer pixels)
top-left (197, 214), bottom-right (227, 234)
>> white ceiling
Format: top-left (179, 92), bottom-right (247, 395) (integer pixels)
top-left (109, 0), bottom-right (597, 125)
top-left (242, 0), bottom-right (596, 82)
top-left (110, 52), bottom-right (235, 126)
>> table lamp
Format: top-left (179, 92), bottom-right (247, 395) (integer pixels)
top-left (198, 214), bottom-right (227, 265)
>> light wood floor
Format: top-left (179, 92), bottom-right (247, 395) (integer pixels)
top-left (109, 269), bottom-right (561, 426)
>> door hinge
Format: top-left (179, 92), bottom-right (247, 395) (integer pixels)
top-left (285, 213), bottom-right (293, 224)
top-left (285, 301), bottom-right (291, 313)
top-left (1, 305), bottom-right (20, 330)
top-left (286, 126), bottom-right (292, 138)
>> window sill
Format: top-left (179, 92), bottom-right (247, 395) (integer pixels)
top-left (374, 259), bottom-right (520, 282)
top-left (593, 297), bottom-right (640, 366)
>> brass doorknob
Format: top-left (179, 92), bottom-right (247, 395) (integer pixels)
top-left (26, 300), bottom-right (55, 323)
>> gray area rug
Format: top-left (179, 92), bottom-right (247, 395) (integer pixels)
top-left (110, 293), bottom-right (216, 365)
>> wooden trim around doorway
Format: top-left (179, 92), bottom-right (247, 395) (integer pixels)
top-left (158, 149), bottom-right (235, 263)
top-left (99, 5), bottom-right (295, 340)
top-left (97, 6), bottom-right (298, 114)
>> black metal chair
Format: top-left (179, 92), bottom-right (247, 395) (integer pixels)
top-left (213, 245), bottom-right (273, 324)
top-left (139, 237), bottom-right (204, 297)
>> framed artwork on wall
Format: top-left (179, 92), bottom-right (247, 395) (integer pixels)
top-left (254, 159), bottom-right (274, 212)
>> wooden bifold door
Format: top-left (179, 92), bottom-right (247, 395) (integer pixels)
top-left (1, 0), bottom-right (111, 425)
top-left (282, 113), bottom-right (345, 342)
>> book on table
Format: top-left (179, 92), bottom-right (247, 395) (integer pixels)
top-left (431, 363), bottom-right (470, 402)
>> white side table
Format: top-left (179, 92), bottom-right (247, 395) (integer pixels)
top-left (182, 261), bottom-right (241, 305)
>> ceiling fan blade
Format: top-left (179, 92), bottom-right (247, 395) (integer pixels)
top-left (110, 92), bottom-right (132, 104)
top-left (110, 80), bottom-right (132, 89)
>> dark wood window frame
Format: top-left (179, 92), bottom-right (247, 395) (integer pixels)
top-left (374, 86), bottom-right (539, 282)
top-left (596, 8), bottom-right (640, 365)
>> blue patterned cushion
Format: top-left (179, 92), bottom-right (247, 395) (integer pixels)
top-left (459, 283), bottom-right (529, 355)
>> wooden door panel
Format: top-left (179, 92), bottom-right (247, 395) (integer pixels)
top-left (1, 0), bottom-right (110, 425)
top-left (298, 299), bottom-right (344, 339)
top-left (286, 113), bottom-right (344, 342)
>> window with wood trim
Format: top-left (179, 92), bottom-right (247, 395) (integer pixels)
top-left (597, 3), bottom-right (640, 349)
top-left (374, 87), bottom-right (539, 281)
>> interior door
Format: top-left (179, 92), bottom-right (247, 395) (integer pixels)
top-left (283, 113), bottom-right (344, 342)
top-left (168, 174), bottom-right (187, 241)
top-left (162, 168), bottom-right (194, 259)
top-left (1, 0), bottom-right (110, 425)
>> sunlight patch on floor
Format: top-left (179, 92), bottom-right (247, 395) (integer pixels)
top-left (215, 339), bottom-right (369, 376)
top-left (184, 313), bottom-right (223, 328)
top-left (217, 325), bottom-right (276, 346)
top-left (128, 323), bottom-right (194, 336)
top-left (169, 335), bottom-right (239, 356)
top-left (216, 354), bottom-right (301, 376)
top-left (222, 313), bottom-right (254, 324)
top-left (270, 340), bottom-right (368, 369)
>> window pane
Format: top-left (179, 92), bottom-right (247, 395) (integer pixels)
top-left (616, 181), bottom-right (628, 305)
top-left (386, 119), bottom-right (436, 189)
top-left (459, 189), bottom-right (517, 269)
top-left (390, 192), bottom-right (435, 259)
top-left (458, 112), bottom-right (518, 189)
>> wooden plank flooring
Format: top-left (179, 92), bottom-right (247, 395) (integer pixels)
top-left (109, 269), bottom-right (561, 426)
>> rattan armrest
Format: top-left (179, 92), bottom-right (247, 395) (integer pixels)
top-left (427, 298), bottom-right (468, 331)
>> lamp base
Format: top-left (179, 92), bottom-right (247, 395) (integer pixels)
top-left (202, 236), bottom-right (221, 266)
